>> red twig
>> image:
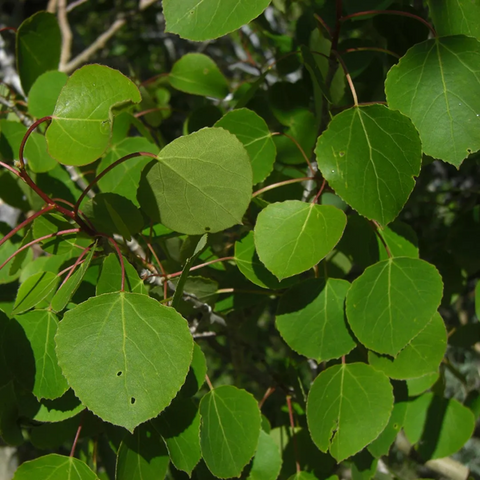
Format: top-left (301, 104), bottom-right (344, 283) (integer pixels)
top-left (312, 178), bottom-right (326, 204)
top-left (69, 412), bottom-right (85, 457)
top-left (340, 9), bottom-right (436, 37)
top-left (340, 46), bottom-right (400, 59)
top-left (140, 234), bottom-right (168, 299)
top-left (0, 161), bottom-right (21, 177)
top-left (371, 220), bottom-right (392, 258)
top-left (134, 107), bottom-right (171, 118)
top-left (286, 396), bottom-right (301, 473)
top-left (259, 387), bottom-right (275, 409)
top-left (332, 51), bottom-right (358, 106)
top-left (0, 27), bottom-right (17, 34)
top-left (0, 229), bottom-right (80, 271)
top-left (19, 116), bottom-right (52, 170)
top-left (74, 151), bottom-right (158, 216)
top-left (58, 243), bottom-right (93, 289)
top-left (314, 14), bottom-right (333, 39)
top-left (0, 205), bottom-right (56, 249)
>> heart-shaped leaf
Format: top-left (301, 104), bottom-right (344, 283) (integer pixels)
top-left (46, 65), bottom-right (141, 166)
top-left (254, 201), bottom-right (346, 280)
top-left (385, 36), bottom-right (480, 166)
top-left (138, 127), bottom-right (252, 235)
top-left (315, 105), bottom-right (421, 225)
top-left (346, 257), bottom-right (443, 356)
top-left (200, 385), bottom-right (261, 478)
top-left (55, 292), bottom-right (193, 431)
top-left (276, 278), bottom-right (356, 362)
top-left (307, 363), bottom-right (393, 462)
top-left (169, 53), bottom-right (229, 99)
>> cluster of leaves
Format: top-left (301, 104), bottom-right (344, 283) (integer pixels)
top-left (0, 0), bottom-right (479, 479)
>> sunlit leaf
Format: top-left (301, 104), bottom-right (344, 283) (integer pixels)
top-left (385, 35), bottom-right (480, 166)
top-left (346, 257), bottom-right (443, 356)
top-left (138, 127), bottom-right (252, 235)
top-left (428, 0), bottom-right (480, 40)
top-left (307, 363), bottom-right (393, 462)
top-left (248, 430), bottom-right (282, 480)
top-left (46, 65), bottom-right (141, 166)
top-left (28, 71), bottom-right (68, 118)
top-left (55, 292), bottom-right (193, 431)
top-left (315, 105), bottom-right (421, 225)
top-left (13, 271), bottom-right (59, 315)
top-left (254, 201), bottom-right (346, 280)
top-left (96, 253), bottom-right (146, 295)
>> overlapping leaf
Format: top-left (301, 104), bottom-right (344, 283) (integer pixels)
top-left (215, 108), bottom-right (276, 184)
top-left (28, 71), bottom-right (68, 118)
top-left (16, 12), bottom-right (61, 94)
top-left (385, 35), bottom-right (480, 166)
top-left (55, 292), bottom-right (193, 431)
top-left (138, 127), bottom-right (252, 235)
top-left (276, 278), bottom-right (356, 362)
top-left (254, 201), bottom-right (346, 280)
top-left (307, 363), bottom-right (393, 462)
top-left (368, 312), bottom-right (447, 379)
top-left (46, 65), bottom-right (141, 166)
top-left (428, 0), bottom-right (480, 40)
top-left (163, 0), bottom-right (271, 41)
top-left (346, 257), bottom-right (443, 356)
top-left (248, 430), bottom-right (282, 480)
top-left (315, 105), bottom-right (422, 225)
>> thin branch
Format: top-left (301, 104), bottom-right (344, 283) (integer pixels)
top-left (19, 116), bottom-right (52, 169)
top-left (314, 14), bottom-right (333, 39)
top-left (252, 177), bottom-right (315, 198)
top-left (47, 0), bottom-right (58, 13)
top-left (205, 374), bottom-right (214, 391)
top-left (0, 96), bottom-right (32, 127)
top-left (0, 229), bottom-right (80, 271)
top-left (312, 178), bottom-right (326, 204)
top-left (98, 234), bottom-right (125, 291)
top-left (258, 387), bottom-right (275, 409)
top-left (286, 396), bottom-right (301, 473)
top-left (58, 243), bottom-right (93, 288)
top-left (371, 220), bottom-right (392, 258)
top-left (74, 151), bottom-right (157, 216)
top-left (0, 161), bottom-right (21, 178)
top-left (58, 0), bottom-right (73, 69)
top-left (341, 10), bottom-right (436, 37)
top-left (62, 0), bottom-right (157, 73)
top-left (340, 46), bottom-right (401, 59)
top-left (332, 52), bottom-right (358, 106)
top-left (66, 0), bottom-right (89, 12)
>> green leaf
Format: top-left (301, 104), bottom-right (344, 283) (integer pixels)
top-left (169, 54), bottom-right (229, 99)
top-left (9, 228), bottom-right (33, 276)
top-left (13, 271), bottom-right (59, 315)
top-left (307, 363), bottom-right (393, 462)
top-left (300, 45), bottom-right (331, 103)
top-left (404, 393), bottom-right (475, 460)
top-left (46, 65), bottom-right (141, 166)
top-left (16, 12), bottom-right (61, 94)
top-left (287, 473), bottom-right (319, 480)
top-left (385, 36), bottom-right (480, 167)
top-left (138, 127), bottom-right (252, 235)
top-left (367, 400), bottom-right (407, 458)
top-left (248, 430), bottom-right (282, 480)
top-left (97, 137), bottom-right (158, 204)
top-left (163, 0), bottom-right (271, 41)
top-left (254, 201), bottom-right (346, 280)
top-left (215, 108), bottom-right (276, 184)
top-left (346, 257), bottom-right (443, 356)
top-left (315, 105), bottom-right (422, 225)
top-left (116, 423), bottom-right (169, 480)
top-left (276, 278), bottom-right (356, 362)
top-left (55, 292), bottom-right (193, 431)
top-left (82, 193), bottom-right (143, 240)
top-left (154, 397), bottom-right (201, 475)
top-left (376, 221), bottom-right (419, 260)
top-left (428, 0), bottom-right (480, 40)
top-left (8, 310), bottom-right (68, 399)
top-left (0, 381), bottom-right (23, 446)
top-left (0, 235), bottom-right (33, 285)
top-left (96, 253), bottom-right (146, 295)
top-left (50, 244), bottom-right (96, 312)
top-left (12, 454), bottom-right (98, 479)
top-left (235, 231), bottom-right (296, 290)
top-left (350, 450), bottom-right (378, 480)
top-left (368, 312), bottom-right (447, 379)
top-left (199, 385), bottom-right (261, 478)
top-left (28, 71), bottom-right (68, 118)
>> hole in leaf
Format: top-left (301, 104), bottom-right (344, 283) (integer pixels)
top-left (117, 371), bottom-right (122, 376)
top-left (205, 227), bottom-right (211, 231)
top-left (339, 151), bottom-right (345, 157)
top-left (131, 397), bottom-right (136, 405)
top-left (467, 148), bottom-right (472, 154)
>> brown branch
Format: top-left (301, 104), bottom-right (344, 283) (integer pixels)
top-left (62, 0), bottom-right (158, 74)
top-left (58, 0), bottom-right (73, 69)
top-left (66, 0), bottom-right (89, 12)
